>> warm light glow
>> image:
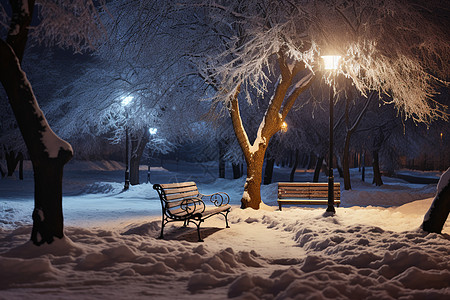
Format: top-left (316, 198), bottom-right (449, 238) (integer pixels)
top-left (321, 55), bottom-right (341, 70)
top-left (281, 121), bottom-right (288, 132)
top-left (440, 132), bottom-right (443, 140)
top-left (121, 96), bottom-right (133, 106)
top-left (149, 128), bottom-right (158, 135)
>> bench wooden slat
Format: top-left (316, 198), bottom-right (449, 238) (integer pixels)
top-left (278, 199), bottom-right (341, 205)
top-left (163, 185), bottom-right (199, 195)
top-left (277, 182), bottom-right (341, 210)
top-left (159, 181), bottom-right (197, 189)
top-left (165, 190), bottom-right (199, 201)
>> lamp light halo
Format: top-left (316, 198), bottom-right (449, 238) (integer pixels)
top-left (321, 55), bottom-right (341, 70)
top-left (121, 96), bottom-right (134, 106)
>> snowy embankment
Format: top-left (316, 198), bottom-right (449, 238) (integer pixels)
top-left (0, 160), bottom-right (449, 299)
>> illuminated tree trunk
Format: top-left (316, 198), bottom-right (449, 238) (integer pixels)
top-left (229, 53), bottom-right (314, 209)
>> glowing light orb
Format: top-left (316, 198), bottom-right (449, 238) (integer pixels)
top-left (321, 55), bottom-right (341, 70)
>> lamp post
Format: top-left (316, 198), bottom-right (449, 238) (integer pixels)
top-left (147, 127), bottom-right (158, 184)
top-left (121, 96), bottom-right (133, 190)
top-left (321, 55), bottom-right (340, 214)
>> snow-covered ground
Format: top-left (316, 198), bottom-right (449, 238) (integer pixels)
top-left (0, 160), bottom-right (449, 299)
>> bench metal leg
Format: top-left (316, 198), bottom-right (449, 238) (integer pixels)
top-left (279, 203), bottom-right (282, 211)
top-left (195, 220), bottom-right (204, 242)
top-left (158, 220), bottom-right (165, 239)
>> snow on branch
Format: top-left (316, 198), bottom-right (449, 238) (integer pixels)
top-left (31, 0), bottom-right (107, 52)
top-left (197, 0), bottom-right (449, 123)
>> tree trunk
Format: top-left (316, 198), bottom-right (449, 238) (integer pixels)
top-left (372, 150), bottom-right (383, 186)
top-left (229, 53), bottom-right (314, 209)
top-left (336, 154), bottom-right (344, 178)
top-left (219, 141), bottom-right (226, 178)
top-left (343, 133), bottom-right (352, 190)
top-left (5, 149), bottom-right (22, 176)
top-left (263, 158), bottom-right (275, 185)
top-left (242, 156), bottom-right (264, 209)
top-left (18, 152), bottom-right (23, 180)
top-left (361, 151), bottom-right (365, 182)
top-left (0, 38), bottom-right (73, 245)
top-left (232, 163), bottom-right (241, 179)
top-left (422, 168), bottom-right (450, 233)
top-left (289, 149), bottom-right (299, 182)
top-left (130, 132), bottom-right (149, 185)
top-left (313, 156), bottom-right (323, 182)
top-left (307, 153), bottom-right (315, 169)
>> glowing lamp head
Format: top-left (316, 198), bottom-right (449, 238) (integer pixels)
top-left (321, 55), bottom-right (341, 70)
top-left (149, 128), bottom-right (158, 135)
top-left (121, 96), bottom-right (133, 106)
top-left (281, 121), bottom-right (288, 133)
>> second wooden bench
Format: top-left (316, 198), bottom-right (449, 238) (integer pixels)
top-left (277, 182), bottom-right (341, 211)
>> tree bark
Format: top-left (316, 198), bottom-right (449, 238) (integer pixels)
top-left (263, 158), bottom-right (275, 185)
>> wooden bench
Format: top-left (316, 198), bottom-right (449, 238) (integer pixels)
top-left (153, 181), bottom-right (231, 242)
top-left (277, 182), bottom-right (341, 211)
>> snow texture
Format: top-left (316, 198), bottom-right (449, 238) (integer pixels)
top-left (0, 160), bottom-right (448, 299)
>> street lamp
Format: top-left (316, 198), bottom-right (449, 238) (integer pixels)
top-left (321, 55), bottom-right (341, 214)
top-left (121, 95), bottom-right (133, 190)
top-left (147, 127), bottom-right (158, 183)
top-left (281, 121), bottom-right (288, 133)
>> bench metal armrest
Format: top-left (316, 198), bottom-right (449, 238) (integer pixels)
top-left (180, 197), bottom-right (206, 216)
top-left (200, 192), bottom-right (230, 207)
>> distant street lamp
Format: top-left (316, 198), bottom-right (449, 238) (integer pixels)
top-left (147, 127), bottom-right (158, 184)
top-left (281, 121), bottom-right (288, 133)
top-left (121, 96), bottom-right (133, 190)
top-left (322, 55), bottom-right (341, 214)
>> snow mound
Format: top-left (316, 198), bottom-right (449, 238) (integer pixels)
top-left (1, 205), bottom-right (448, 299)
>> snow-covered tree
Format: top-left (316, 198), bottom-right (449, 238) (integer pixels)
top-left (190, 0), bottom-right (449, 209)
top-left (0, 0), bottom-right (106, 245)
